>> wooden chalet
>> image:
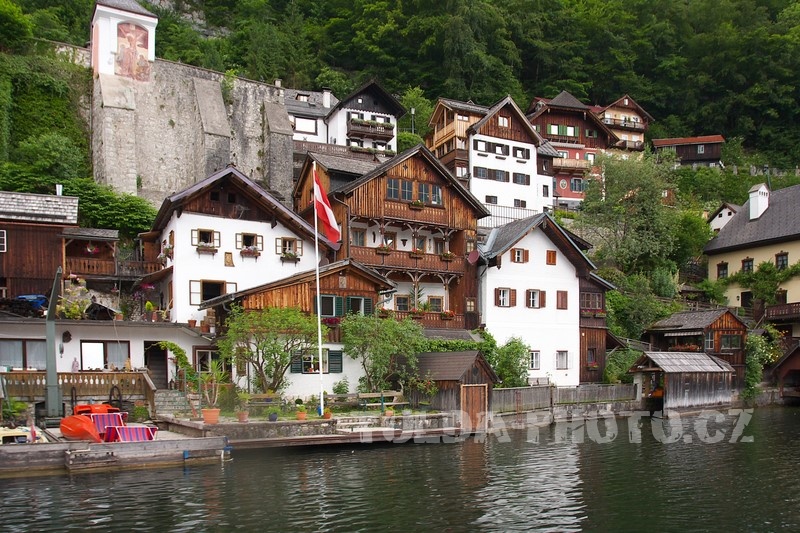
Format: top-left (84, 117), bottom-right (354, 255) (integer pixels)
top-left (579, 273), bottom-right (622, 383)
top-left (643, 308), bottom-right (747, 387)
top-left (413, 351), bottom-right (500, 433)
top-left (652, 135), bottom-right (725, 167)
top-left (593, 94), bottom-right (653, 151)
top-left (293, 144), bottom-right (490, 331)
top-left (526, 90), bottom-right (618, 208)
top-left (628, 351), bottom-right (733, 410)
top-left (771, 344), bottom-right (800, 399)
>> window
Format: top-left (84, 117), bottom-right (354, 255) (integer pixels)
top-left (295, 93), bottom-right (309, 102)
top-left (351, 229), bottom-right (366, 246)
top-left (546, 250), bottom-right (557, 265)
top-left (556, 290), bottom-right (568, 310)
top-left (585, 153), bottom-right (595, 163)
top-left (434, 239), bottom-right (445, 255)
top-left (570, 178), bottom-right (584, 192)
top-left (81, 341), bottom-right (129, 371)
top-left (0, 339), bottom-right (47, 370)
top-left (548, 124), bottom-right (559, 135)
top-left (348, 111), bottom-right (364, 121)
top-left (585, 129), bottom-right (597, 138)
top-left (466, 298), bottom-right (476, 313)
top-left (395, 295), bottom-right (410, 312)
top-left (705, 331), bottom-right (714, 351)
top-left (697, 145), bottom-right (705, 154)
top-left (587, 348), bottom-right (596, 365)
top-left (189, 280), bottom-right (234, 305)
top-left (192, 229), bottom-right (220, 247)
top-left (348, 138), bottom-right (363, 147)
top-left (580, 292), bottom-right (602, 310)
top-left (513, 173), bottom-right (530, 185)
top-left (526, 289), bottom-right (544, 308)
top-left (302, 349), bottom-right (329, 373)
top-left (236, 233), bottom-right (263, 250)
top-left (508, 248), bottom-right (526, 263)
top-left (415, 236), bottom-right (427, 251)
top-left (717, 262), bottom-right (728, 279)
top-left (456, 166), bottom-right (468, 178)
top-left (741, 258), bottom-right (753, 273)
top-left (485, 195), bottom-right (498, 204)
top-left (558, 151), bottom-right (569, 159)
top-left (0, 229), bottom-right (6, 252)
top-left (474, 167), bottom-right (489, 179)
top-left (543, 185), bottom-right (549, 198)
top-left (290, 349), bottom-right (343, 374)
top-left (418, 183), bottom-right (431, 203)
top-left (556, 351), bottom-right (569, 369)
top-left (431, 185), bottom-right (443, 205)
top-left (382, 232), bottom-right (397, 249)
top-left (346, 296), bottom-right (373, 315)
top-left (373, 141), bottom-right (387, 151)
top-left (428, 297), bottom-right (443, 313)
top-left (776, 253), bottom-right (788, 270)
top-left (721, 334), bottom-right (742, 350)
top-left (316, 294), bottom-right (341, 317)
top-left (0, 277), bottom-right (6, 298)
top-left (387, 178), bottom-right (399, 200)
top-left (210, 191), bottom-right (220, 202)
top-left (514, 199), bottom-right (527, 208)
top-left (494, 143), bottom-right (509, 156)
top-left (498, 116), bottom-right (509, 127)
top-left (494, 169), bottom-right (509, 182)
top-left (494, 288), bottom-right (516, 307)
top-left (276, 238), bottom-right (302, 256)
top-left (294, 116), bottom-right (317, 134)
top-left (530, 351), bottom-right (540, 370)
top-left (565, 125), bottom-right (577, 137)
top-left (401, 180), bottom-right (413, 201)
top-left (458, 114), bottom-right (469, 121)
top-left (513, 147), bottom-right (529, 159)
top-left (475, 140), bottom-right (488, 152)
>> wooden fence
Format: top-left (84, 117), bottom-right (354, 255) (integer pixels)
top-left (492, 384), bottom-right (637, 413)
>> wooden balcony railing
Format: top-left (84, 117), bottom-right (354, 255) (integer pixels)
top-left (347, 120), bottom-right (394, 141)
top-left (349, 246), bottom-right (465, 275)
top-left (766, 302), bottom-right (800, 320)
top-left (602, 117), bottom-right (646, 131)
top-left (392, 310), bottom-right (465, 329)
top-left (553, 158), bottom-right (591, 170)
top-left (66, 257), bottom-right (163, 278)
top-left (1, 370), bottom-right (153, 402)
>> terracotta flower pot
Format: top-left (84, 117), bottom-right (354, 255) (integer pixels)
top-left (296, 411), bottom-right (307, 421)
top-left (237, 411), bottom-right (249, 423)
top-left (201, 408), bottom-right (221, 425)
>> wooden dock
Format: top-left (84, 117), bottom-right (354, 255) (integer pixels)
top-left (229, 427), bottom-right (465, 449)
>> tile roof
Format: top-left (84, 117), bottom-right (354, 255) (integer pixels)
top-left (704, 183), bottom-right (800, 253)
top-left (648, 308), bottom-right (730, 332)
top-left (62, 227), bottom-right (119, 240)
top-left (652, 135), bottom-right (725, 147)
top-left (0, 192), bottom-right (78, 225)
top-left (548, 90), bottom-right (589, 110)
top-left (96, 0), bottom-right (154, 17)
top-left (640, 351), bottom-right (734, 373)
top-left (437, 98), bottom-right (489, 115)
top-left (310, 152), bottom-right (383, 179)
top-left (416, 351), bottom-right (499, 382)
top-left (284, 88), bottom-right (339, 119)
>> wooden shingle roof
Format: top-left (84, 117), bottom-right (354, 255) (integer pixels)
top-left (416, 351), bottom-right (500, 382)
top-left (637, 351), bottom-right (734, 373)
top-left (0, 192), bottom-right (78, 225)
top-left (648, 308), bottom-right (730, 332)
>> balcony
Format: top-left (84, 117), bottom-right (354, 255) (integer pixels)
top-left (349, 246), bottom-right (465, 275)
top-left (478, 204), bottom-right (540, 229)
top-left (614, 140), bottom-right (645, 151)
top-left (392, 310), bottom-right (465, 329)
top-left (553, 158), bottom-right (591, 170)
top-left (766, 302), bottom-right (800, 321)
top-left (66, 257), bottom-right (163, 279)
top-left (347, 119), bottom-right (394, 141)
top-left (602, 117), bottom-right (646, 131)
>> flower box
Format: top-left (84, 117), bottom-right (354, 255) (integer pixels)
top-left (280, 252), bottom-right (299, 263)
top-left (586, 363), bottom-right (600, 370)
top-left (409, 251), bottom-right (424, 259)
top-left (376, 246), bottom-right (392, 255)
top-left (594, 312), bottom-right (607, 318)
top-left (241, 248), bottom-right (261, 259)
top-left (196, 244), bottom-right (217, 255)
top-left (440, 311), bottom-right (455, 320)
top-left (440, 252), bottom-right (456, 261)
top-left (409, 201), bottom-right (424, 210)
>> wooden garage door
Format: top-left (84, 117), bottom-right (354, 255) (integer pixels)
top-left (461, 384), bottom-right (488, 433)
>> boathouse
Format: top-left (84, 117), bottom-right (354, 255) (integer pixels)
top-left (628, 351), bottom-right (733, 410)
top-left (413, 351), bottom-right (499, 433)
top-left (771, 345), bottom-right (800, 399)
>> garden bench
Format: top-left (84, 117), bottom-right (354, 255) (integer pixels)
top-left (357, 391), bottom-right (409, 410)
top-left (325, 393), bottom-right (360, 408)
top-left (249, 394), bottom-right (281, 409)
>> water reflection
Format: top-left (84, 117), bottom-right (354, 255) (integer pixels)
top-left (0, 408), bottom-right (799, 532)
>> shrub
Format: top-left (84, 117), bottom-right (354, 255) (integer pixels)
top-left (332, 377), bottom-right (349, 395)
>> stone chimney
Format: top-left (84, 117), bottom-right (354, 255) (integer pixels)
top-left (274, 79), bottom-right (282, 87)
top-left (748, 183), bottom-right (769, 220)
top-left (322, 88), bottom-right (331, 108)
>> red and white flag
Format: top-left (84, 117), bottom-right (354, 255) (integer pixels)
top-left (313, 164), bottom-right (340, 242)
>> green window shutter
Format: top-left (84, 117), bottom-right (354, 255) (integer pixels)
top-left (363, 298), bottom-right (373, 315)
top-left (290, 352), bottom-right (303, 373)
top-left (345, 296), bottom-right (353, 313)
top-left (558, 124), bottom-right (567, 135)
top-left (335, 296), bottom-right (344, 316)
top-left (329, 351), bottom-right (343, 373)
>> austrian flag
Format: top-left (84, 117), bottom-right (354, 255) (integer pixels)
top-left (313, 165), bottom-right (341, 242)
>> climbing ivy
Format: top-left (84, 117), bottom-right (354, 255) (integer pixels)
top-left (724, 260), bottom-right (800, 305)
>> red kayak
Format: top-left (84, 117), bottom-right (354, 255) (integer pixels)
top-left (60, 415), bottom-right (102, 443)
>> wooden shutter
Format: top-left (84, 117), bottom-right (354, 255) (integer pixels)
top-left (526, 290), bottom-right (534, 308)
top-left (236, 233), bottom-right (243, 248)
top-left (494, 288), bottom-right (501, 307)
top-left (510, 289), bottom-right (517, 307)
top-left (363, 298), bottom-right (373, 315)
top-left (523, 249), bottom-right (529, 263)
top-left (540, 291), bottom-right (546, 308)
top-left (335, 296), bottom-right (344, 316)
top-left (329, 351), bottom-right (343, 373)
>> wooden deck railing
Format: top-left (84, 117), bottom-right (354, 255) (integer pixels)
top-left (766, 302), bottom-right (800, 320)
top-left (492, 384), bottom-right (637, 413)
top-left (349, 246), bottom-right (465, 275)
top-left (1, 371), bottom-right (153, 408)
top-left (65, 258), bottom-right (162, 278)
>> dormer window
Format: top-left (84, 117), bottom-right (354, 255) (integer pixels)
top-left (296, 93), bottom-right (309, 102)
top-left (498, 116), bottom-right (509, 128)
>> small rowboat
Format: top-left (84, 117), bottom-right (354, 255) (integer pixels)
top-left (0, 426), bottom-right (48, 445)
top-left (60, 403), bottom-right (122, 443)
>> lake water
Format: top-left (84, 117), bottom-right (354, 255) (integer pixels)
top-left (1, 407), bottom-right (799, 532)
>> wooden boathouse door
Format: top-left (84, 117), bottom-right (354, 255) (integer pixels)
top-left (461, 384), bottom-right (488, 434)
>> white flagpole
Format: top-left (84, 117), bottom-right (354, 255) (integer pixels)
top-left (313, 162), bottom-right (325, 416)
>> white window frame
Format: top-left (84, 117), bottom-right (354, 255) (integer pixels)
top-left (0, 229), bottom-right (6, 252)
top-left (527, 289), bottom-right (541, 309)
top-left (530, 351), bottom-right (540, 370)
top-left (556, 350), bottom-right (569, 370)
top-left (294, 116), bottom-right (317, 134)
top-left (498, 116), bottom-right (509, 127)
top-left (497, 288), bottom-right (511, 307)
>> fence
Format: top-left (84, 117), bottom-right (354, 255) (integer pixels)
top-left (492, 383), bottom-right (637, 413)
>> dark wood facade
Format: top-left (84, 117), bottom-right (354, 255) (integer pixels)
top-left (294, 146), bottom-right (488, 331)
top-left (578, 277), bottom-right (615, 383)
top-left (0, 221), bottom-right (67, 296)
top-left (652, 136), bottom-right (724, 167)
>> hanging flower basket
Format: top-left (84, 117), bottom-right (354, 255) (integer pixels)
top-left (376, 246), bottom-right (392, 255)
top-left (440, 310), bottom-right (455, 320)
top-left (440, 251), bottom-right (456, 261)
top-left (84, 244), bottom-right (100, 255)
top-left (241, 246), bottom-right (261, 258)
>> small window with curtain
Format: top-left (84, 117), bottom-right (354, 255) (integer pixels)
top-left (556, 351), bottom-right (569, 369)
top-left (717, 262), bottom-right (728, 279)
top-left (776, 253), bottom-right (788, 270)
top-left (530, 351), bottom-right (540, 370)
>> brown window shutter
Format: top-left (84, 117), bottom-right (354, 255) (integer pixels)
top-left (526, 289), bottom-right (533, 308)
top-left (494, 288), bottom-right (501, 306)
top-left (510, 289), bottom-right (517, 307)
top-left (540, 291), bottom-right (546, 308)
top-left (523, 249), bottom-right (529, 263)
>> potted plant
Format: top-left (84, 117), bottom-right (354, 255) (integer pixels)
top-left (440, 251), bottom-right (456, 261)
top-left (268, 408), bottom-right (279, 422)
top-left (440, 310), bottom-right (455, 320)
top-left (375, 244), bottom-right (392, 255)
top-left (409, 247), bottom-right (424, 258)
top-left (322, 407), bottom-right (333, 420)
top-left (241, 245), bottom-right (261, 258)
top-left (236, 391), bottom-right (251, 423)
top-left (409, 199), bottom-right (424, 210)
top-left (144, 301), bottom-right (155, 321)
top-left (296, 404), bottom-right (307, 420)
top-left (377, 308), bottom-right (393, 318)
top-left (196, 241), bottom-right (217, 254)
top-left (200, 359), bottom-right (226, 424)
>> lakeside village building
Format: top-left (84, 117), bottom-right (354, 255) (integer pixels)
top-left (8, 0), bottom-right (782, 415)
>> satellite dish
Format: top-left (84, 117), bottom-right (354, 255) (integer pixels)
top-left (467, 250), bottom-right (480, 264)
top-left (319, 257), bottom-right (329, 267)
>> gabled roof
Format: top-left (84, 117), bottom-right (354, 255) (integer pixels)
top-left (548, 90), bottom-right (590, 110)
top-left (0, 191), bottom-right (78, 225)
top-left (327, 80), bottom-right (406, 120)
top-left (704, 183), bottom-right (800, 254)
top-left (600, 94), bottom-right (655, 122)
top-left (468, 95), bottom-right (545, 147)
top-left (62, 227), bottom-right (118, 241)
top-left (150, 165), bottom-right (338, 250)
top-left (526, 90), bottom-right (618, 142)
top-left (198, 259), bottom-right (394, 310)
top-left (416, 351), bottom-right (500, 382)
top-left (284, 88), bottom-right (340, 119)
top-left (647, 308), bottom-right (743, 332)
top-left (432, 98), bottom-right (489, 119)
top-left (632, 351), bottom-right (734, 373)
top-left (479, 213), bottom-right (595, 274)
top-left (652, 135), bottom-right (725, 147)
top-left (537, 140), bottom-right (561, 158)
top-left (293, 152), bottom-right (385, 200)
top-left (707, 202), bottom-right (741, 222)
top-left (95, 0), bottom-right (155, 17)
top-left (336, 144), bottom-right (491, 218)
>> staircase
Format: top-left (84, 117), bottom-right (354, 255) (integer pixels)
top-left (153, 389), bottom-right (194, 418)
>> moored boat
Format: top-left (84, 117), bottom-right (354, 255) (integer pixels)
top-left (0, 426), bottom-right (48, 444)
top-left (60, 415), bottom-right (102, 443)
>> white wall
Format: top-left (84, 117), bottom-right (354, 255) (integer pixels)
top-left (480, 229), bottom-right (581, 386)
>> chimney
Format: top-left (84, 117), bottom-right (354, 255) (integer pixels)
top-left (56, 184), bottom-right (63, 196)
top-left (274, 79), bottom-right (282, 88)
top-left (748, 183), bottom-right (769, 220)
top-left (322, 88), bottom-right (331, 108)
